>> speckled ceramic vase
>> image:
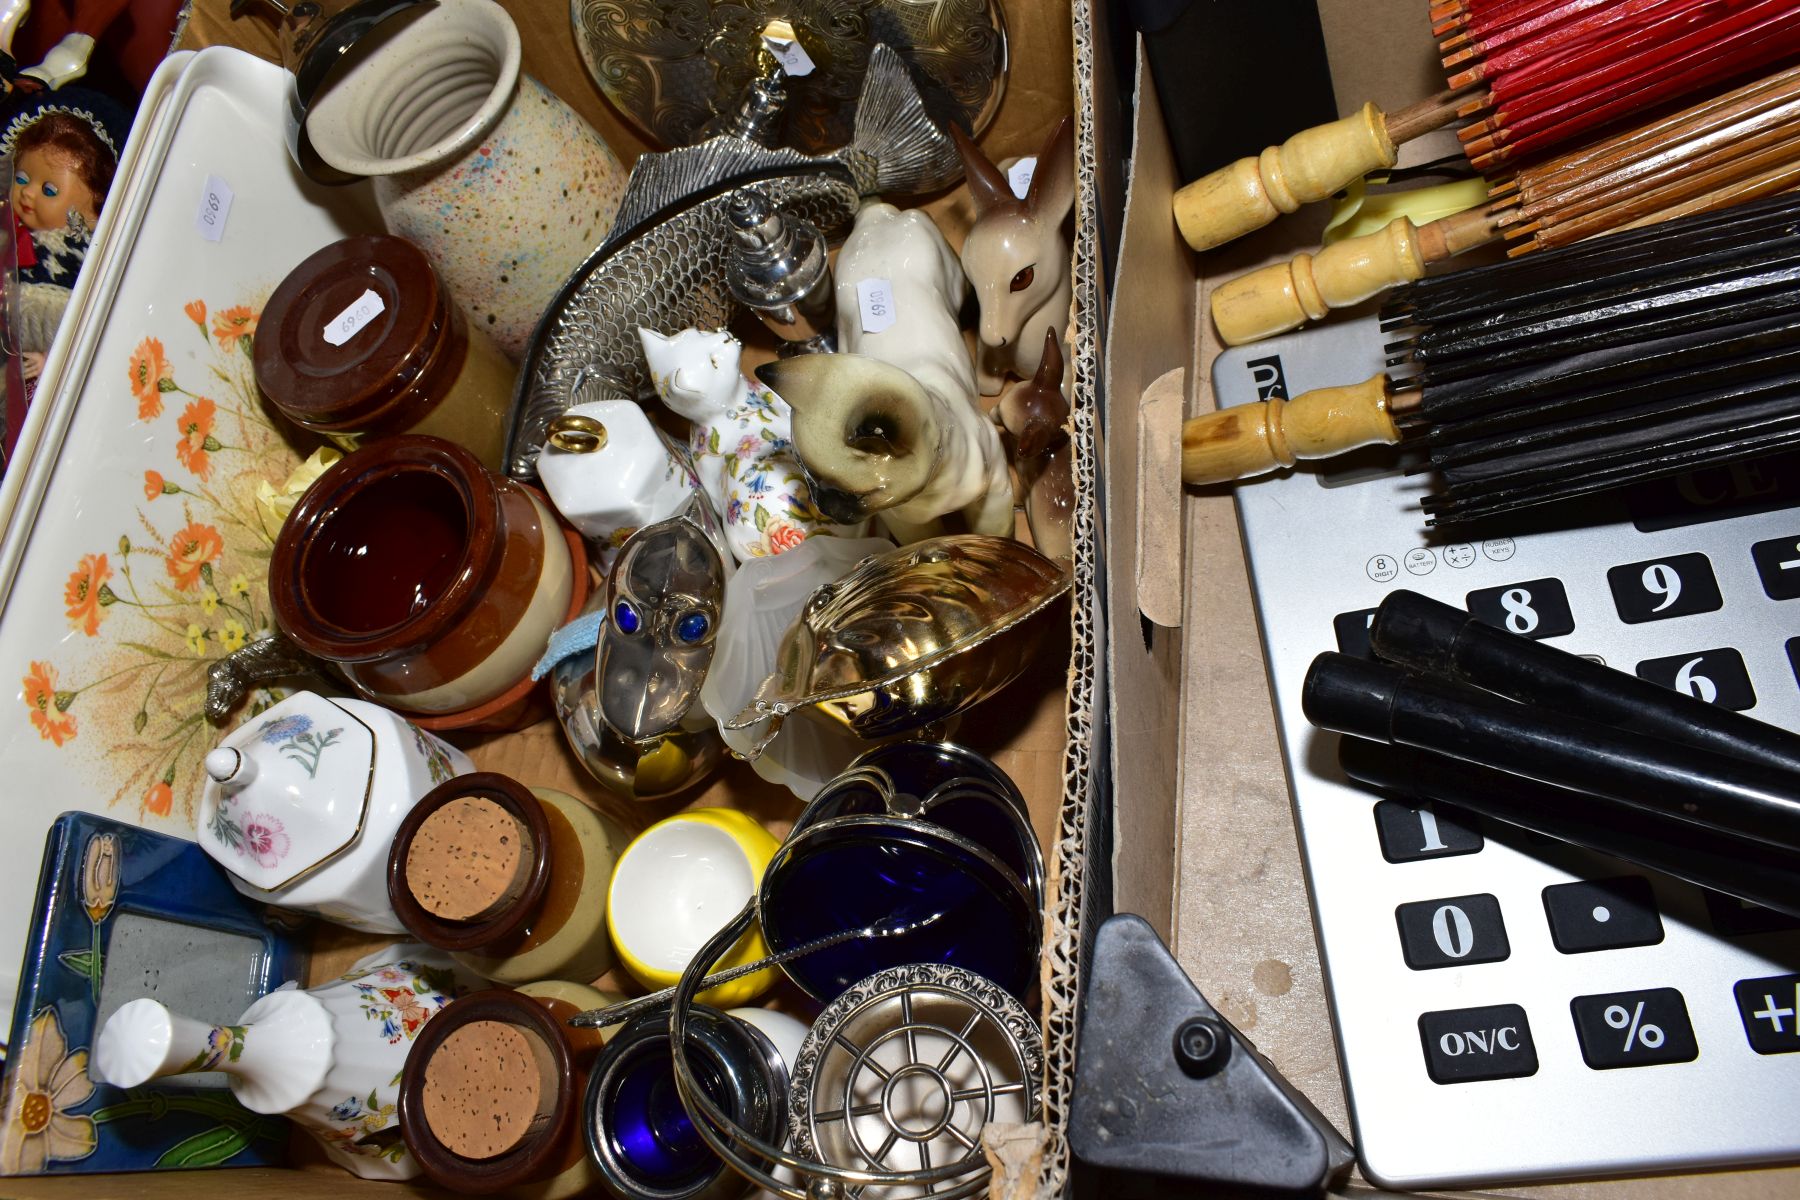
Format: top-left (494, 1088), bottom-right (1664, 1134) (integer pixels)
top-left (303, 0), bottom-right (626, 358)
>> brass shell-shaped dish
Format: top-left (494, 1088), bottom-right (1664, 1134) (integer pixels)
top-left (570, 0), bottom-right (1008, 155)
top-left (727, 535), bottom-right (1067, 748)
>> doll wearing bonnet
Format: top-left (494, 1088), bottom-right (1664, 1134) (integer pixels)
top-left (2, 92), bottom-right (123, 379)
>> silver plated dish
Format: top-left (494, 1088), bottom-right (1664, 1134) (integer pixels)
top-left (570, 0), bottom-right (1007, 155)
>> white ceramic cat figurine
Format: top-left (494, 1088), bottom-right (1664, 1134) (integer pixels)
top-left (756, 203), bottom-right (1014, 545)
top-left (639, 326), bottom-right (866, 562)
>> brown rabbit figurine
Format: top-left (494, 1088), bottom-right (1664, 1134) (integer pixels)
top-left (952, 116), bottom-right (1075, 396)
top-left (998, 330), bottom-right (1074, 563)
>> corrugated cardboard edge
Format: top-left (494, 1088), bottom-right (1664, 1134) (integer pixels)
top-left (1026, 0), bottom-right (1107, 1194)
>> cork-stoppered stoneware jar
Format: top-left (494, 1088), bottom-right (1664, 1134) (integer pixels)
top-left (388, 771), bottom-right (628, 986)
top-left (302, 0), bottom-right (626, 357)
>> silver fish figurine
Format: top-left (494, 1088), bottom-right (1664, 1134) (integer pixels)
top-left (502, 43), bottom-right (963, 479)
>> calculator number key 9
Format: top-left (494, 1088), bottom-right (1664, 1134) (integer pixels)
top-left (1606, 553), bottom-right (1722, 623)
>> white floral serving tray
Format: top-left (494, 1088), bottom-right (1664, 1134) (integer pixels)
top-left (0, 47), bottom-right (378, 1028)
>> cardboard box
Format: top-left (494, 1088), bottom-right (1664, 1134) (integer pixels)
top-left (1103, 1), bottom-right (1800, 1196)
top-left (0, 0), bottom-right (1097, 1197)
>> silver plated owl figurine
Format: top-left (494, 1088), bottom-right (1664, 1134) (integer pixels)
top-left (551, 501), bottom-right (731, 801)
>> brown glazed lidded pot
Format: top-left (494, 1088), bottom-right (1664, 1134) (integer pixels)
top-left (397, 989), bottom-right (593, 1196)
top-left (387, 771), bottom-right (626, 986)
top-left (271, 435), bottom-right (576, 717)
top-left (255, 234), bottom-right (516, 470)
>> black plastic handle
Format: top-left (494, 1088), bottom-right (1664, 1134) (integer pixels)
top-left (1337, 736), bottom-right (1800, 918)
top-left (1370, 589), bottom-right (1800, 776)
top-left (1303, 652), bottom-right (1800, 854)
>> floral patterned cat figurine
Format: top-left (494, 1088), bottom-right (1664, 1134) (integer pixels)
top-left (639, 326), bottom-right (868, 561)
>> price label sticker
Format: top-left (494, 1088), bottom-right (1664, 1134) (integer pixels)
top-left (760, 32), bottom-right (816, 77)
top-left (1008, 156), bottom-right (1037, 200)
top-left (195, 174), bottom-right (234, 242)
top-left (856, 277), bottom-right (896, 334)
top-left (323, 288), bottom-right (387, 347)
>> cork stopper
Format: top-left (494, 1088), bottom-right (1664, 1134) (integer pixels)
top-left (405, 796), bottom-right (532, 921)
top-left (421, 1021), bottom-right (545, 1159)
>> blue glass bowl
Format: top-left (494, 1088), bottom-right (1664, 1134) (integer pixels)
top-left (802, 742), bottom-right (1044, 907)
top-left (585, 1006), bottom-right (785, 1200)
top-left (757, 814), bottom-right (1041, 1005)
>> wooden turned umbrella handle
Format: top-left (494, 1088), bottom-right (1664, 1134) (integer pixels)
top-left (1172, 103), bottom-right (1398, 251)
top-left (1211, 218), bottom-right (1427, 346)
top-left (1181, 374), bottom-right (1401, 485)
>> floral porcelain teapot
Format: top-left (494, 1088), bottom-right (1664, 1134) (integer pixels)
top-left (93, 946), bottom-right (476, 1180)
top-left (197, 691), bottom-right (473, 932)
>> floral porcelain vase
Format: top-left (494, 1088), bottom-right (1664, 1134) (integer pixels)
top-left (92, 946), bottom-right (476, 1180)
top-left (301, 0), bottom-right (626, 358)
top-left (197, 691), bottom-right (474, 932)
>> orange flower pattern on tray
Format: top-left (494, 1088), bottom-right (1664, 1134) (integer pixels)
top-left (212, 306), bottom-right (257, 352)
top-left (22, 662), bottom-right (76, 747)
top-left (164, 523), bottom-right (224, 591)
top-left (25, 296), bottom-right (310, 822)
top-left (62, 554), bottom-right (112, 637)
top-left (126, 338), bottom-right (172, 420)
top-left (174, 398), bottom-right (220, 480)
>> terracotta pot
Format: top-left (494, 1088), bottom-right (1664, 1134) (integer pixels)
top-left (387, 771), bottom-right (626, 985)
top-left (271, 435), bottom-right (574, 715)
top-left (255, 234), bottom-right (517, 471)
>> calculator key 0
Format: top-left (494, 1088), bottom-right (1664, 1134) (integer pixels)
top-left (1374, 800), bottom-right (1482, 864)
top-left (1396, 894), bottom-right (1509, 969)
top-left (1419, 1004), bottom-right (1537, 1083)
top-left (1734, 974), bottom-right (1800, 1055)
top-left (1332, 609), bottom-right (1379, 659)
top-left (1751, 535), bottom-right (1800, 600)
top-left (1465, 579), bottom-right (1574, 640)
top-left (1605, 553), bottom-right (1722, 624)
top-left (1634, 647), bottom-right (1756, 711)
top-left (1543, 877), bottom-right (1663, 953)
top-left (1571, 988), bottom-right (1698, 1070)
top-left (1704, 890), bottom-right (1800, 937)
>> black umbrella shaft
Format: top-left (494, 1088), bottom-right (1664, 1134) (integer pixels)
top-left (1337, 737), bottom-right (1800, 919)
top-left (1370, 590), bottom-right (1800, 776)
top-left (1302, 653), bottom-right (1800, 853)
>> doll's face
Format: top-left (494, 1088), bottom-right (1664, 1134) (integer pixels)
top-left (12, 146), bottom-right (97, 232)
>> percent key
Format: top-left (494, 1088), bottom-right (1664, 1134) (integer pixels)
top-left (1572, 988), bottom-right (1699, 1070)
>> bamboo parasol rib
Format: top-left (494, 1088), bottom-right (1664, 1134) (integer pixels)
top-left (1207, 64), bottom-right (1800, 346)
top-left (1172, 0), bottom-right (1800, 252)
top-left (1181, 192), bottom-right (1800, 528)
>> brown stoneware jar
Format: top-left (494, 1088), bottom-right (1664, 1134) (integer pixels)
top-left (387, 771), bottom-right (625, 985)
top-left (397, 988), bottom-right (601, 1197)
top-left (255, 235), bottom-right (516, 470)
top-left (271, 435), bottom-right (575, 716)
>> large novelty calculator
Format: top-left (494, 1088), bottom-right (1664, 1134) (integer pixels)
top-left (1216, 316), bottom-right (1800, 1189)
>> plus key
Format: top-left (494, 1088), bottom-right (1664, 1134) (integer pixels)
top-left (1733, 974), bottom-right (1800, 1054)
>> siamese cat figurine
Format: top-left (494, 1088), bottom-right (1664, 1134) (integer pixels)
top-left (756, 203), bottom-right (1014, 545)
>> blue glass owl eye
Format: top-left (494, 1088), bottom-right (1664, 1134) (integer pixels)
top-left (675, 611), bottom-right (710, 644)
top-left (613, 599), bottom-right (642, 635)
